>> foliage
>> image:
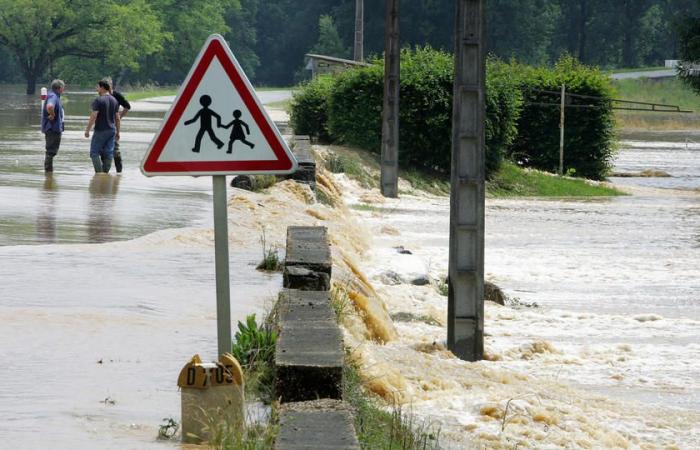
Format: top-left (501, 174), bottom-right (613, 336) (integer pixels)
top-left (231, 314), bottom-right (277, 368)
top-left (290, 75), bottom-right (335, 141)
top-left (677, 15), bottom-right (700, 95)
top-left (311, 15), bottom-right (348, 58)
top-left (507, 56), bottom-right (617, 179)
top-left (196, 405), bottom-right (278, 450)
top-left (256, 227), bottom-right (282, 271)
top-left (487, 162), bottom-right (624, 197)
top-left (293, 47), bottom-right (521, 178)
top-left (324, 152), bottom-right (377, 188)
top-left (0, 0), bottom-right (166, 93)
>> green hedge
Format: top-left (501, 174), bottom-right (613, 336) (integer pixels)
top-left (290, 49), bottom-right (614, 180)
top-left (289, 75), bottom-right (335, 141)
top-left (508, 57), bottom-right (616, 180)
top-left (323, 48), bottom-right (521, 178)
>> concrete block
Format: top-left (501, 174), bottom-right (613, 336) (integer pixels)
top-left (276, 400), bottom-right (360, 450)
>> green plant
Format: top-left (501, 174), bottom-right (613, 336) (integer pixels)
top-left (157, 417), bottom-right (179, 440)
top-left (256, 227), bottom-right (282, 271)
top-left (507, 56), bottom-right (616, 180)
top-left (325, 153), bottom-right (378, 188)
top-left (193, 405), bottom-right (279, 449)
top-left (290, 75), bottom-right (335, 141)
top-left (330, 281), bottom-right (354, 322)
top-left (231, 314), bottom-right (277, 368)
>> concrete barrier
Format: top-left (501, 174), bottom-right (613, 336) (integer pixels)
top-left (275, 400), bottom-right (359, 450)
top-left (283, 226), bottom-right (331, 291)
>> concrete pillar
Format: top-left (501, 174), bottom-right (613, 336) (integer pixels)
top-left (380, 0), bottom-right (400, 198)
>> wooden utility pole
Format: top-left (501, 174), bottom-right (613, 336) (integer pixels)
top-left (354, 0), bottom-right (364, 61)
top-left (447, 0), bottom-right (485, 361)
top-left (559, 83), bottom-right (565, 176)
top-left (380, 0), bottom-right (400, 198)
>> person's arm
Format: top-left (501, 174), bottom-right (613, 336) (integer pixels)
top-left (114, 91), bottom-right (131, 118)
top-left (46, 99), bottom-right (56, 121)
top-left (115, 111), bottom-right (121, 141)
top-left (184, 111), bottom-right (200, 125)
top-left (84, 111), bottom-right (98, 138)
top-left (243, 121), bottom-right (250, 134)
top-left (221, 120), bottom-right (232, 129)
top-left (212, 111), bottom-right (222, 128)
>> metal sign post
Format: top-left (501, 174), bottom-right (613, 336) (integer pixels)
top-left (559, 84), bottom-right (565, 176)
top-left (212, 175), bottom-right (232, 356)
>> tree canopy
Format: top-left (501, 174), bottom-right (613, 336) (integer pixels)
top-left (0, 0), bottom-right (698, 90)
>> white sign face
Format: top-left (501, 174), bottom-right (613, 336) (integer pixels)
top-left (141, 34), bottom-right (297, 176)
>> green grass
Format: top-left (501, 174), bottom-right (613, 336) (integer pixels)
top-left (487, 162), bottom-right (624, 197)
top-left (604, 66), bottom-right (666, 74)
top-left (325, 152), bottom-right (379, 189)
top-left (123, 87), bottom-right (179, 101)
top-left (611, 77), bottom-right (700, 111)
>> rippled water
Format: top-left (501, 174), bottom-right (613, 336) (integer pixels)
top-left (0, 85), bottom-right (287, 448)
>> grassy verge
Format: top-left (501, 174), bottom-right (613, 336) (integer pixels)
top-left (612, 77), bottom-right (700, 130)
top-left (123, 87), bottom-right (179, 100)
top-left (343, 360), bottom-right (441, 449)
top-left (487, 162), bottom-right (624, 197)
top-left (605, 66), bottom-right (665, 74)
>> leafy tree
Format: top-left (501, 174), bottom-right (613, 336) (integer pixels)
top-left (225, 0), bottom-right (260, 79)
top-left (677, 14), bottom-right (700, 94)
top-left (310, 15), bottom-right (348, 58)
top-left (0, 0), bottom-right (165, 93)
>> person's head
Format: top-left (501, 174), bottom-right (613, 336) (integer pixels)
top-left (51, 79), bottom-right (65, 94)
top-left (199, 95), bottom-right (212, 107)
top-left (233, 109), bottom-right (242, 118)
top-left (100, 77), bottom-right (113, 93)
top-left (96, 79), bottom-right (111, 94)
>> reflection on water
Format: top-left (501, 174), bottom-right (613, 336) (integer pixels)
top-left (87, 174), bottom-right (121, 243)
top-left (36, 175), bottom-right (58, 243)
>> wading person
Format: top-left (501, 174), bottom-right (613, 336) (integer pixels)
top-left (41, 79), bottom-right (66, 173)
top-left (84, 79), bottom-right (120, 173)
top-left (105, 78), bottom-right (131, 173)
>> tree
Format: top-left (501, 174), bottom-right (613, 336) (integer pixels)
top-left (310, 15), bottom-right (348, 58)
top-left (225, 0), bottom-right (260, 80)
top-left (677, 14), bottom-right (700, 94)
top-left (0, 0), bottom-right (165, 94)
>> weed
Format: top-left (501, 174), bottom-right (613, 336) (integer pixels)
top-left (325, 153), bottom-right (378, 188)
top-left (435, 278), bottom-right (449, 297)
top-left (251, 174), bottom-right (278, 192)
top-left (157, 417), bottom-right (179, 440)
top-left (330, 281), bottom-right (354, 322)
top-left (343, 360), bottom-right (441, 449)
top-left (191, 404), bottom-right (279, 449)
top-left (256, 227), bottom-right (282, 271)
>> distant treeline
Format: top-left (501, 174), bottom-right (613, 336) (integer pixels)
top-left (0, 0), bottom-right (698, 92)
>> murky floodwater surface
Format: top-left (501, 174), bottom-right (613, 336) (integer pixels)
top-left (1, 84), bottom-right (699, 448)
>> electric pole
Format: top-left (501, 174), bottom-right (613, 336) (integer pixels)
top-left (447, 0), bottom-right (485, 361)
top-left (380, 0), bottom-right (400, 198)
top-left (354, 0), bottom-right (364, 61)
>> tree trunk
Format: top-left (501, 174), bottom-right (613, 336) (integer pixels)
top-left (26, 74), bottom-right (37, 95)
top-left (622, 0), bottom-right (637, 67)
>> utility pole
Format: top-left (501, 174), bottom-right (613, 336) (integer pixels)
top-left (559, 83), bottom-right (565, 176)
top-left (447, 0), bottom-right (485, 361)
top-left (354, 0), bottom-right (364, 61)
top-left (380, 0), bottom-right (400, 198)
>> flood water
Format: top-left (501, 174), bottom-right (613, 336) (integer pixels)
top-left (1, 83), bottom-right (699, 448)
top-left (0, 85), bottom-right (288, 448)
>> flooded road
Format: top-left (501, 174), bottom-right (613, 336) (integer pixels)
top-left (1, 81), bottom-right (699, 448)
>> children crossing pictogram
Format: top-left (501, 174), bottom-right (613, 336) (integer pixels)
top-left (141, 34), bottom-right (297, 176)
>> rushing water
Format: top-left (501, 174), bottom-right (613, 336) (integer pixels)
top-left (1, 83), bottom-right (699, 448)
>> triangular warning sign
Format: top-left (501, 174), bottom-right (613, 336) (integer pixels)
top-left (141, 34), bottom-right (297, 176)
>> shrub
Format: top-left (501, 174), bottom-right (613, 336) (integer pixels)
top-left (324, 47), bottom-right (521, 178)
top-left (289, 75), bottom-right (334, 141)
top-left (507, 56), bottom-right (616, 180)
top-left (231, 314), bottom-right (277, 368)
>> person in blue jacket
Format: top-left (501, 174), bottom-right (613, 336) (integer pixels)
top-left (41, 79), bottom-right (66, 173)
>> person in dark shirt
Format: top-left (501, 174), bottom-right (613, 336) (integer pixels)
top-left (84, 79), bottom-right (120, 173)
top-left (184, 94), bottom-right (224, 152)
top-left (105, 78), bottom-right (131, 173)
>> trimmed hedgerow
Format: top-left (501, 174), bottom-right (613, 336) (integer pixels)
top-left (323, 47), bottom-right (521, 178)
top-left (507, 56), bottom-right (616, 180)
top-left (290, 49), bottom-right (614, 180)
top-left (289, 74), bottom-right (335, 141)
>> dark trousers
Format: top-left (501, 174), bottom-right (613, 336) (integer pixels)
top-left (44, 130), bottom-right (62, 172)
top-left (112, 140), bottom-right (122, 173)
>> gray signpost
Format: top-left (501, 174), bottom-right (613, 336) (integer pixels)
top-left (447, 0), bottom-right (485, 361)
top-left (141, 34), bottom-right (297, 358)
